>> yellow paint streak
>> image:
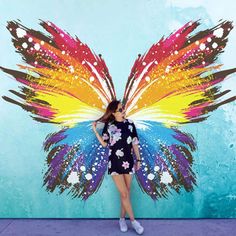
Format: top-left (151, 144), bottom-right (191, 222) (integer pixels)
top-left (34, 90), bottom-right (104, 127)
top-left (130, 89), bottom-right (212, 128)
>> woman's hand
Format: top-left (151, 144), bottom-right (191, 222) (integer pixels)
top-left (92, 121), bottom-right (97, 133)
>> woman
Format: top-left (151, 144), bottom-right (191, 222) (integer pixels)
top-left (92, 99), bottom-right (144, 235)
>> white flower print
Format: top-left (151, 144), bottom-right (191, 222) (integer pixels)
top-left (108, 160), bottom-right (111, 169)
top-left (109, 124), bottom-right (122, 146)
top-left (129, 166), bottom-right (135, 174)
top-left (132, 137), bottom-right (139, 145)
top-left (102, 133), bottom-right (109, 140)
top-left (127, 136), bottom-right (132, 144)
top-left (115, 148), bottom-right (124, 159)
top-left (122, 161), bottom-right (130, 169)
top-left (108, 149), bottom-right (112, 156)
top-left (127, 119), bottom-right (133, 124)
top-left (128, 125), bottom-right (133, 132)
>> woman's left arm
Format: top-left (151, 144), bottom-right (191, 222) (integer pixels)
top-left (132, 144), bottom-right (141, 161)
top-left (131, 122), bottom-right (141, 161)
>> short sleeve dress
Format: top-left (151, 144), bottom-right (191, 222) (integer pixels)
top-left (102, 118), bottom-right (140, 175)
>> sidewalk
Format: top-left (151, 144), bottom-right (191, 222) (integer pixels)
top-left (0, 219), bottom-right (235, 236)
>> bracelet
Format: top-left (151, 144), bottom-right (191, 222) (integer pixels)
top-left (136, 160), bottom-right (141, 162)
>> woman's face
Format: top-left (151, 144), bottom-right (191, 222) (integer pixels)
top-left (112, 102), bottom-right (126, 119)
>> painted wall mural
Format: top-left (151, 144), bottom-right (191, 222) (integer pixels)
top-left (0, 0), bottom-right (236, 218)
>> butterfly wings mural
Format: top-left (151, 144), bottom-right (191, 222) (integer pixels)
top-left (1, 20), bottom-right (235, 201)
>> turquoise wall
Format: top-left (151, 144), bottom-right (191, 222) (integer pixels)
top-left (0, 0), bottom-right (236, 218)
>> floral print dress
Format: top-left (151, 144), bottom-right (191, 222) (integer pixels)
top-left (102, 118), bottom-right (140, 175)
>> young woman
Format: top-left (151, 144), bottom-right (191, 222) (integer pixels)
top-left (92, 99), bottom-right (144, 235)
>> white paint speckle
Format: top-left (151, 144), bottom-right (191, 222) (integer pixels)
top-left (69, 65), bottom-right (74, 73)
top-left (90, 76), bottom-right (95, 82)
top-left (85, 173), bottom-right (92, 180)
top-left (165, 65), bottom-right (171, 73)
top-left (34, 43), bottom-right (40, 51)
top-left (67, 171), bottom-right (79, 184)
top-left (147, 173), bottom-right (155, 180)
top-left (22, 42), bottom-right (28, 49)
top-left (213, 27), bottom-right (224, 38)
top-left (199, 43), bottom-right (206, 50)
top-left (212, 42), bottom-right (218, 49)
top-left (16, 28), bottom-right (26, 38)
top-left (207, 37), bottom-right (212, 42)
top-left (160, 171), bottom-right (173, 184)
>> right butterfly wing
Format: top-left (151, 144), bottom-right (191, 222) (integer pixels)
top-left (123, 20), bottom-right (236, 201)
top-left (123, 20), bottom-right (236, 127)
top-left (127, 120), bottom-right (197, 200)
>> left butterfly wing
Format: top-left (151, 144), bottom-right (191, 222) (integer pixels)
top-left (43, 121), bottom-right (109, 201)
top-left (123, 20), bottom-right (236, 200)
top-left (1, 20), bottom-right (116, 200)
top-left (1, 20), bottom-right (116, 128)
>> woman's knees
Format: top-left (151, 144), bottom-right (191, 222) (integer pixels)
top-left (120, 191), bottom-right (129, 199)
top-left (120, 188), bottom-right (130, 199)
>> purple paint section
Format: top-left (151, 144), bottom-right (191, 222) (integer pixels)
top-left (172, 129), bottom-right (197, 151)
top-left (46, 145), bottom-right (71, 188)
top-left (43, 129), bottom-right (68, 151)
top-left (169, 145), bottom-right (193, 187)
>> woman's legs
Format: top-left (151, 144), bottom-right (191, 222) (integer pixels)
top-left (112, 174), bottom-right (135, 221)
top-left (120, 174), bottom-right (133, 218)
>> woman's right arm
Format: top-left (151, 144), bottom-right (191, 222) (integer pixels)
top-left (92, 121), bottom-right (108, 148)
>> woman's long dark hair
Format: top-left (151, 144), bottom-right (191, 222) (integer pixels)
top-left (95, 99), bottom-right (121, 123)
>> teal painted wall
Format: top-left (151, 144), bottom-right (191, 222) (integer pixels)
top-left (0, 0), bottom-right (236, 218)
